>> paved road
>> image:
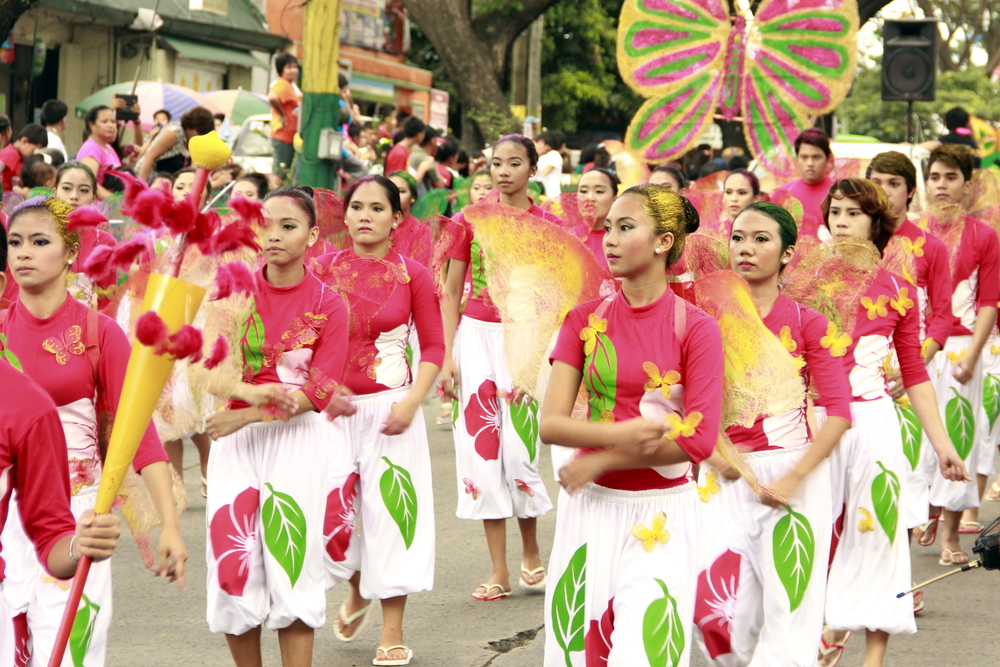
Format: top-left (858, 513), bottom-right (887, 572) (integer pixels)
top-left (104, 400), bottom-right (1000, 666)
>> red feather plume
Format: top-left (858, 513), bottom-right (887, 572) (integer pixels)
top-left (66, 206), bottom-right (108, 232)
top-left (129, 189), bottom-right (170, 229)
top-left (229, 195), bottom-right (265, 228)
top-left (80, 244), bottom-right (115, 282)
top-left (211, 220), bottom-right (260, 255)
top-left (211, 261), bottom-right (255, 301)
top-left (135, 311), bottom-right (169, 353)
top-left (203, 335), bottom-right (229, 370)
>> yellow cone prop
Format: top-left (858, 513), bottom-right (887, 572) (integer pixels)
top-left (49, 273), bottom-right (205, 666)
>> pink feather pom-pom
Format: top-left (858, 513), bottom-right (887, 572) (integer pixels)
top-left (203, 335), bottom-right (229, 370)
top-left (163, 195), bottom-right (197, 236)
top-left (135, 311), bottom-right (169, 353)
top-left (119, 171), bottom-right (148, 209)
top-left (66, 206), bottom-right (108, 232)
top-left (167, 325), bottom-right (203, 362)
top-left (109, 239), bottom-right (149, 271)
top-left (211, 261), bottom-right (255, 301)
top-left (80, 244), bottom-right (115, 281)
top-left (189, 210), bottom-right (220, 247)
top-left (229, 195), bottom-right (265, 228)
top-left (130, 189), bottom-right (170, 229)
top-left (212, 220), bottom-right (260, 255)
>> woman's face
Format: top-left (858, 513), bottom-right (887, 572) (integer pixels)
top-left (648, 170), bottom-right (681, 192)
top-left (55, 168), bottom-right (95, 208)
top-left (491, 141), bottom-right (535, 197)
top-left (90, 109), bottom-right (118, 143)
top-left (729, 210), bottom-right (789, 283)
top-left (389, 175), bottom-right (413, 216)
top-left (150, 176), bottom-right (173, 193)
top-left (469, 174), bottom-right (493, 205)
top-left (346, 181), bottom-right (402, 249)
top-left (603, 194), bottom-right (671, 278)
top-left (154, 112), bottom-right (170, 126)
top-left (577, 170), bottom-right (616, 224)
top-left (172, 172), bottom-right (196, 202)
top-left (826, 193), bottom-right (875, 242)
top-left (8, 210), bottom-right (78, 293)
top-left (723, 173), bottom-right (758, 221)
top-left (261, 196), bottom-right (317, 267)
top-left (232, 179), bottom-right (260, 201)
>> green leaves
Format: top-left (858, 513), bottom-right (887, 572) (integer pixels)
top-left (0, 333), bottom-right (22, 371)
top-left (262, 483), bottom-right (307, 586)
top-left (239, 299), bottom-right (266, 375)
top-left (946, 387), bottom-right (976, 460)
top-left (772, 506), bottom-right (816, 612)
top-left (872, 461), bottom-right (901, 544)
top-left (380, 456), bottom-right (418, 549)
top-left (451, 398), bottom-right (459, 429)
top-left (643, 578), bottom-right (685, 667)
top-left (585, 333), bottom-right (617, 421)
top-left (70, 593), bottom-right (101, 667)
top-left (895, 402), bottom-right (923, 471)
top-left (552, 543), bottom-right (587, 667)
top-left (984, 373), bottom-right (1000, 431)
top-left (510, 399), bottom-right (539, 463)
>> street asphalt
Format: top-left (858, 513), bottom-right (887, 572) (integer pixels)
top-left (103, 399), bottom-right (1000, 666)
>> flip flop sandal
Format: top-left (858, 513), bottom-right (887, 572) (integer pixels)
top-left (333, 598), bottom-right (373, 642)
top-left (472, 583), bottom-right (511, 601)
top-left (985, 479), bottom-right (1000, 501)
top-left (817, 629), bottom-right (851, 667)
top-left (959, 521), bottom-right (983, 534)
top-left (519, 563), bottom-right (547, 590)
top-left (914, 513), bottom-right (941, 547)
top-left (912, 590), bottom-right (925, 615)
top-left (939, 548), bottom-right (970, 566)
top-left (374, 646), bottom-right (413, 666)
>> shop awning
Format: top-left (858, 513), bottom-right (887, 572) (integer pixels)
top-left (350, 75), bottom-right (397, 105)
top-left (162, 35), bottom-right (267, 70)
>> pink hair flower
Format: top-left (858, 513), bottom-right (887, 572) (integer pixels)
top-left (211, 261), bottom-right (255, 301)
top-left (202, 335), bottom-right (229, 370)
top-left (66, 206), bottom-right (108, 232)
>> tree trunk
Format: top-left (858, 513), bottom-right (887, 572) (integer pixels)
top-left (0, 0), bottom-right (37, 44)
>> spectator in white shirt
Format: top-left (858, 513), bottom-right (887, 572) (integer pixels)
top-left (532, 130), bottom-right (564, 199)
top-left (41, 99), bottom-right (68, 161)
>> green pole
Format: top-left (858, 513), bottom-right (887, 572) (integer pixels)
top-left (297, 0), bottom-right (340, 189)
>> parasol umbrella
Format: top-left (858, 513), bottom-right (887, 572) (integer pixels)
top-left (74, 81), bottom-right (221, 132)
top-left (204, 88), bottom-right (270, 126)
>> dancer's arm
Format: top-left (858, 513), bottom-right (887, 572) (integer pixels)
top-left (138, 460), bottom-right (188, 588)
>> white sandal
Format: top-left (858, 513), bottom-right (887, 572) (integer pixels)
top-left (374, 645), bottom-right (413, 666)
top-left (333, 598), bottom-right (372, 642)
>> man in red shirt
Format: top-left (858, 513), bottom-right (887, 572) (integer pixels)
top-left (771, 128), bottom-right (835, 238)
top-left (268, 53), bottom-right (302, 183)
top-left (385, 116), bottom-right (425, 175)
top-left (0, 123), bottom-right (47, 194)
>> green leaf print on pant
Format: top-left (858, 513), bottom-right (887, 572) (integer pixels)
top-left (262, 483), bottom-right (307, 586)
top-left (773, 505), bottom-right (815, 612)
top-left (380, 456), bottom-right (418, 549)
top-left (70, 593), bottom-right (100, 667)
top-left (643, 578), bottom-right (685, 667)
top-left (946, 387), bottom-right (975, 460)
top-left (984, 373), bottom-right (1000, 431)
top-left (584, 331), bottom-right (617, 421)
top-left (872, 461), bottom-right (900, 544)
top-left (895, 402), bottom-right (923, 471)
top-left (552, 543), bottom-right (587, 667)
top-left (510, 399), bottom-right (539, 463)
top-left (239, 298), bottom-right (266, 375)
top-left (451, 398), bottom-right (460, 429)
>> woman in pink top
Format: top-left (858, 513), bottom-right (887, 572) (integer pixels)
top-left (76, 106), bottom-right (122, 201)
top-left (787, 179), bottom-right (968, 667)
top-left (573, 168), bottom-right (619, 270)
top-left (541, 186), bottom-right (722, 667)
top-left (693, 202), bottom-right (851, 667)
top-left (1, 197), bottom-right (185, 667)
top-left (439, 135), bottom-right (560, 601)
top-left (313, 175), bottom-right (444, 667)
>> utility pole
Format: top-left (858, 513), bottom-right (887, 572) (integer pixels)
top-left (298, 0), bottom-right (341, 188)
top-left (525, 15), bottom-right (543, 137)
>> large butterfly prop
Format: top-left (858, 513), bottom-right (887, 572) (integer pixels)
top-left (617, 0), bottom-right (858, 170)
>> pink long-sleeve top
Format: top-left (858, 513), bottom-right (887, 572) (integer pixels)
top-left (946, 216), bottom-right (1000, 337)
top-left (893, 218), bottom-right (953, 347)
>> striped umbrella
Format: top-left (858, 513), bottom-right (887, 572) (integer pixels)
top-left (204, 89), bottom-right (270, 126)
top-left (74, 81), bottom-right (221, 132)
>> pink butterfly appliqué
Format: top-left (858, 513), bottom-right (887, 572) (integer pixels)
top-left (463, 478), bottom-right (479, 501)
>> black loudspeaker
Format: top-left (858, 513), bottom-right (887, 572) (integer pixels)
top-left (882, 19), bottom-right (937, 102)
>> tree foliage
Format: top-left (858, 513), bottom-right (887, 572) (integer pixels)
top-left (836, 56), bottom-right (1000, 142)
top-left (913, 0), bottom-right (1000, 73)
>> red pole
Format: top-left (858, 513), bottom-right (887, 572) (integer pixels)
top-left (48, 555), bottom-right (93, 667)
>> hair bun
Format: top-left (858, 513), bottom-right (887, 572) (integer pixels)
top-left (679, 196), bottom-right (700, 233)
top-left (296, 185), bottom-right (315, 198)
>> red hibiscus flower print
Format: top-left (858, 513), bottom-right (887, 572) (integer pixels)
top-left (210, 487), bottom-right (260, 597)
top-left (324, 472), bottom-right (360, 562)
top-left (694, 549), bottom-right (741, 659)
top-left (465, 379), bottom-right (500, 460)
top-left (585, 597), bottom-right (614, 666)
top-left (13, 612), bottom-right (30, 667)
top-left (463, 478), bottom-right (479, 501)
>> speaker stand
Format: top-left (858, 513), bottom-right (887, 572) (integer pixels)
top-left (905, 100), bottom-right (913, 143)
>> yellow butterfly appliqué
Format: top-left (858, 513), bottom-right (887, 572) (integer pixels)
top-left (857, 508), bottom-right (874, 533)
top-left (902, 236), bottom-right (926, 258)
top-left (42, 325), bottom-right (85, 365)
top-left (631, 511), bottom-right (670, 552)
top-left (579, 313), bottom-right (608, 357)
top-left (820, 322), bottom-right (852, 358)
top-left (643, 362), bottom-right (680, 399)
top-left (947, 348), bottom-right (968, 364)
top-left (991, 344), bottom-right (1000, 355)
top-left (861, 295), bottom-right (889, 320)
top-left (697, 469), bottom-right (721, 503)
top-left (820, 281), bottom-right (846, 298)
top-left (890, 287), bottom-right (914, 317)
top-left (895, 395), bottom-right (911, 410)
top-left (665, 411), bottom-right (702, 440)
top-left (779, 326), bottom-right (797, 353)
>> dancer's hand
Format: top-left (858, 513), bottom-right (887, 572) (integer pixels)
top-left (938, 450), bottom-right (971, 483)
top-left (617, 417), bottom-right (668, 455)
top-left (759, 472), bottom-right (800, 508)
top-left (559, 453), bottom-right (603, 493)
top-left (155, 524), bottom-right (188, 590)
top-left (953, 355), bottom-right (975, 385)
top-left (75, 510), bottom-right (120, 562)
top-left (206, 410), bottom-right (249, 440)
top-left (381, 399), bottom-right (418, 436)
top-left (438, 357), bottom-right (460, 400)
top-left (323, 386), bottom-right (357, 421)
top-left (885, 368), bottom-right (905, 400)
top-left (505, 386), bottom-right (531, 406)
top-left (233, 382), bottom-right (297, 411)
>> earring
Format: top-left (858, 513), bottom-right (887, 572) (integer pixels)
top-left (654, 248), bottom-right (662, 255)
top-left (308, 242), bottom-right (314, 248)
